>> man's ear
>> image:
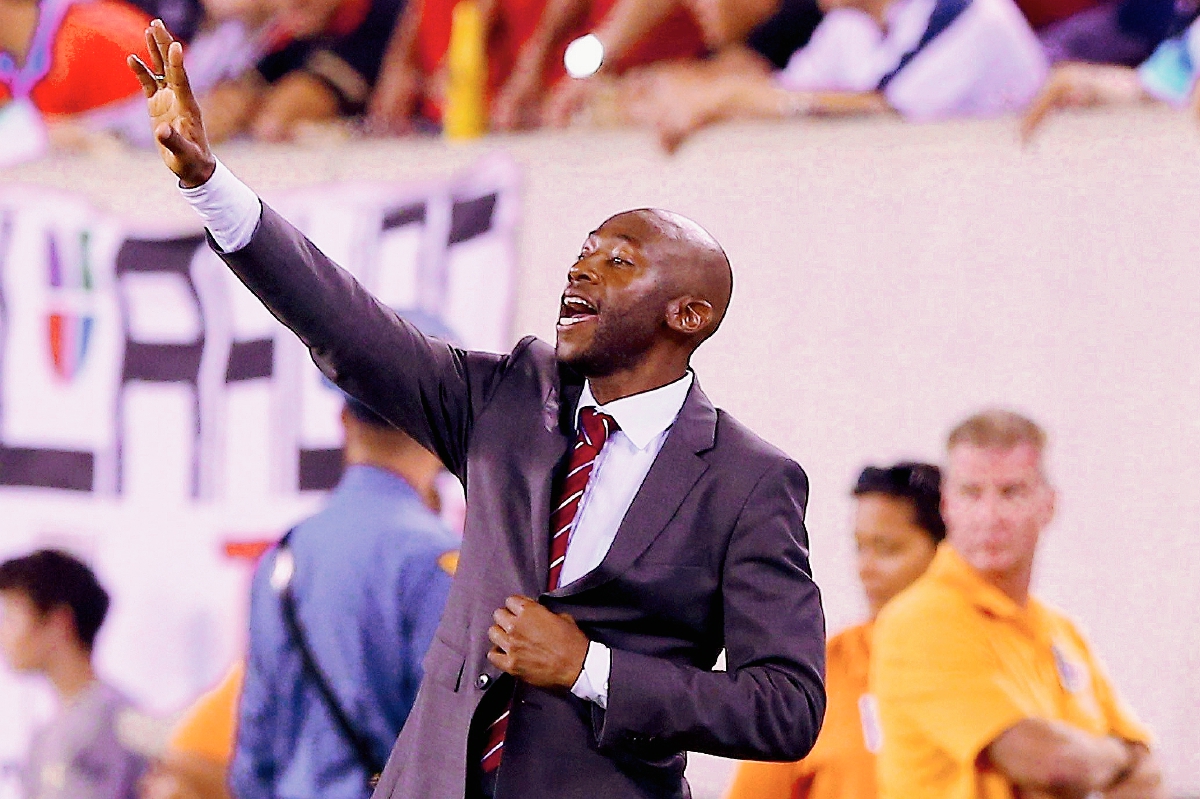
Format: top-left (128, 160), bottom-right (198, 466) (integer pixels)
top-left (45, 605), bottom-right (79, 647)
top-left (667, 297), bottom-right (714, 337)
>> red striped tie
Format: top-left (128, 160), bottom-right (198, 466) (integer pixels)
top-left (480, 407), bottom-right (618, 777)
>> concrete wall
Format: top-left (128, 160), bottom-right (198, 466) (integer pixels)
top-left (4, 107), bottom-right (1197, 795)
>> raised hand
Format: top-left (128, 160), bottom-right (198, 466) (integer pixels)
top-left (127, 20), bottom-right (216, 187)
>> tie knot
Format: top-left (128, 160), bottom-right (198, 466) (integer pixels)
top-left (579, 407), bottom-right (618, 449)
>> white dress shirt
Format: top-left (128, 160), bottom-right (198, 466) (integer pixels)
top-left (778, 0), bottom-right (1047, 121)
top-left (177, 170), bottom-right (694, 708)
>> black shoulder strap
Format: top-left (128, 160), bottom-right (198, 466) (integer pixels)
top-left (877, 0), bottom-right (973, 90)
top-left (273, 531), bottom-right (384, 785)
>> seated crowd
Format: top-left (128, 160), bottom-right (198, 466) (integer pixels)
top-left (0, 0), bottom-right (1198, 154)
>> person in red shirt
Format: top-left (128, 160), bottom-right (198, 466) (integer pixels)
top-left (0, 0), bottom-right (152, 116)
top-left (365, 0), bottom-right (706, 133)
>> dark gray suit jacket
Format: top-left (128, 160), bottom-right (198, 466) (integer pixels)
top-left (219, 205), bottom-right (827, 799)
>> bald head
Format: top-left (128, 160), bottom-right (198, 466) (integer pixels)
top-left (611, 208), bottom-right (733, 345)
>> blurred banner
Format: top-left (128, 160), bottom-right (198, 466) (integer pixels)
top-left (0, 154), bottom-right (519, 791)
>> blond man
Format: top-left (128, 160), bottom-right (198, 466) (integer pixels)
top-left (871, 410), bottom-right (1166, 799)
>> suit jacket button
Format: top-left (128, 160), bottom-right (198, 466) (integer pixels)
top-left (475, 674), bottom-right (491, 690)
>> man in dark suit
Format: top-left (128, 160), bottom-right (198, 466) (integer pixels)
top-left (130, 20), bottom-right (826, 799)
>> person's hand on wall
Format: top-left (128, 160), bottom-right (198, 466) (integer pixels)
top-left (491, 56), bottom-right (547, 131)
top-left (249, 71), bottom-right (341, 142)
top-left (542, 75), bottom-right (612, 129)
top-left (623, 67), bottom-right (723, 153)
top-left (128, 20), bottom-right (217, 187)
top-left (1020, 62), bottom-right (1149, 143)
top-left (199, 76), bottom-right (266, 143)
top-left (366, 61), bottom-right (423, 135)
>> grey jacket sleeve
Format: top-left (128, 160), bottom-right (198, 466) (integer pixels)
top-left (215, 204), bottom-right (510, 479)
top-left (597, 458), bottom-right (827, 761)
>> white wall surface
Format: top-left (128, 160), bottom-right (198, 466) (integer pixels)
top-left (2, 108), bottom-right (1198, 796)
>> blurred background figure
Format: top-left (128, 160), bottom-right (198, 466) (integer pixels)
top-left (489, 0), bottom-right (708, 130)
top-left (366, 0), bottom-right (709, 135)
top-left (522, 0), bottom-right (824, 131)
top-left (620, 0), bottom-right (1048, 151)
top-left (1022, 10), bottom-right (1200, 138)
top-left (871, 410), bottom-right (1166, 799)
top-left (198, 0), bottom-right (405, 141)
top-left (0, 550), bottom-right (149, 799)
top-left (0, 0), bottom-right (153, 147)
top-left (1028, 0), bottom-right (1196, 66)
top-left (723, 462), bottom-right (944, 799)
top-left (231, 310), bottom-right (460, 799)
top-left (137, 663), bottom-right (242, 799)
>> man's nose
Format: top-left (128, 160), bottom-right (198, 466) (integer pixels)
top-left (568, 255), bottom-right (599, 283)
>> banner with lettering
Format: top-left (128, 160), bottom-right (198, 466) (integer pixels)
top-left (0, 155), bottom-right (520, 792)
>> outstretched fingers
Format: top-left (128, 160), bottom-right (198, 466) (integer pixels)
top-left (145, 24), bottom-right (166, 77)
top-left (128, 54), bottom-right (159, 98)
top-left (166, 40), bottom-right (199, 112)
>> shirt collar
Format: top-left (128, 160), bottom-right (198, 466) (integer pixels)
top-left (576, 371), bottom-right (694, 451)
top-left (928, 543), bottom-right (1025, 621)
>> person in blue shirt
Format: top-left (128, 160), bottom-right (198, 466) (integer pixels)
top-left (231, 313), bottom-right (460, 799)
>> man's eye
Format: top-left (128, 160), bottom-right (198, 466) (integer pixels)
top-left (611, 256), bottom-right (629, 266)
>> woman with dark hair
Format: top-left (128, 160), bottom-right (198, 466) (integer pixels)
top-left (724, 462), bottom-right (944, 799)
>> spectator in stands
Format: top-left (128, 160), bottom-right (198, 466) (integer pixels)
top-left (0, 0), bottom-right (153, 138)
top-left (508, 0), bottom-right (825, 132)
top-left (492, 0), bottom-right (709, 130)
top-left (200, 0), bottom-right (404, 141)
top-left (624, 0), bottom-right (1047, 152)
top-left (128, 0), bottom-right (207, 43)
top-left (723, 462), bottom-right (944, 799)
top-left (367, 0), bottom-right (532, 134)
top-left (138, 663), bottom-right (241, 799)
top-left (1022, 12), bottom-right (1200, 138)
top-left (871, 410), bottom-right (1167, 799)
top-left (0, 549), bottom-right (148, 799)
top-left (367, 0), bottom-right (708, 134)
top-left (1025, 0), bottom-right (1193, 66)
top-left (232, 312), bottom-right (460, 799)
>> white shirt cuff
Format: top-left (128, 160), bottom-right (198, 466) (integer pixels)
top-left (569, 641), bottom-right (610, 709)
top-left (178, 158), bottom-right (262, 253)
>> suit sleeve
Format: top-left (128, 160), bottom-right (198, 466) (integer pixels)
top-left (216, 205), bottom-right (511, 479)
top-left (597, 458), bottom-right (827, 761)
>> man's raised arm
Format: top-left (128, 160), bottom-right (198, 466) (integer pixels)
top-left (128, 21), bottom-right (502, 478)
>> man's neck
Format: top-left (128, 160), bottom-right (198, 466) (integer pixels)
top-left (46, 651), bottom-right (97, 703)
top-left (984, 563), bottom-right (1033, 607)
top-left (586, 365), bottom-right (689, 406)
top-left (346, 454), bottom-right (442, 512)
top-left (0, 3), bottom-right (40, 66)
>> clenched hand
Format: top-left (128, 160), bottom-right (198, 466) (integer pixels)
top-left (487, 595), bottom-right (590, 690)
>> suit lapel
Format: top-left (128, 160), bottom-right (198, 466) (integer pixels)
top-left (552, 381), bottom-right (717, 598)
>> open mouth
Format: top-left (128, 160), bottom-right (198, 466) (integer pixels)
top-left (558, 294), bottom-right (598, 328)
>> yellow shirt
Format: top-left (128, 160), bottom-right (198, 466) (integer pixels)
top-left (724, 623), bottom-right (878, 799)
top-left (169, 661), bottom-right (245, 764)
top-left (871, 545), bottom-right (1151, 799)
